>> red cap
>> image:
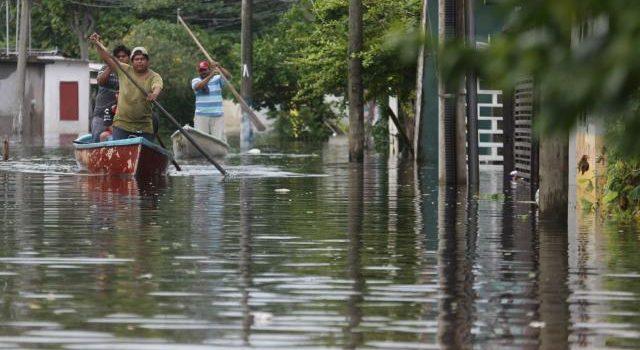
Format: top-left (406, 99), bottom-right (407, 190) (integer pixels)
top-left (198, 61), bottom-right (210, 71)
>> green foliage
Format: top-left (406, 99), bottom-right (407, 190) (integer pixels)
top-left (271, 103), bottom-right (334, 141)
top-left (31, 0), bottom-right (138, 58)
top-left (25, 0), bottom-right (422, 141)
top-left (252, 0), bottom-right (422, 140)
top-left (371, 113), bottom-right (389, 153)
top-left (603, 154), bottom-right (640, 219)
top-left (441, 0), bottom-right (640, 155)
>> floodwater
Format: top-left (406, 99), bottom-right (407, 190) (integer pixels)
top-left (0, 137), bottom-right (639, 349)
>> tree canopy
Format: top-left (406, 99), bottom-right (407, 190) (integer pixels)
top-left (5, 0), bottom-right (422, 140)
top-left (441, 0), bottom-right (640, 155)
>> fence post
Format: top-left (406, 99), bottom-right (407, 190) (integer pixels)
top-left (2, 138), bottom-right (8, 161)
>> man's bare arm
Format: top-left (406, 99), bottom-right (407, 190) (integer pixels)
top-left (88, 33), bottom-right (119, 72)
top-left (96, 66), bottom-right (112, 86)
top-left (147, 85), bottom-right (162, 101)
top-left (193, 71), bottom-right (216, 91)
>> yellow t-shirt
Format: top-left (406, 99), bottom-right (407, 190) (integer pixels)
top-left (113, 65), bottom-right (163, 134)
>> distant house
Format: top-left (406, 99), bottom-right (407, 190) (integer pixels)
top-left (0, 55), bottom-right (91, 146)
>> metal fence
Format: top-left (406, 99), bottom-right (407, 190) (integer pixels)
top-left (477, 80), bottom-right (503, 164)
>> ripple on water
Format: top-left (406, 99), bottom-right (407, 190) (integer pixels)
top-left (168, 164), bottom-right (326, 178)
top-left (2, 149), bottom-right (640, 349)
top-left (0, 257), bottom-right (133, 265)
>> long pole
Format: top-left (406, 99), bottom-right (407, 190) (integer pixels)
top-left (176, 14), bottom-right (265, 132)
top-left (13, 0), bottom-right (28, 139)
top-left (93, 41), bottom-right (227, 176)
top-left (348, 0), bottom-right (364, 162)
top-left (465, 0), bottom-right (479, 192)
top-left (240, 0), bottom-right (253, 151)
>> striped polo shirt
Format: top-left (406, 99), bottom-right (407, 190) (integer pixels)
top-left (192, 75), bottom-right (225, 117)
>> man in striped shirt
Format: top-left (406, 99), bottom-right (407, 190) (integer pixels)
top-left (192, 61), bottom-right (231, 141)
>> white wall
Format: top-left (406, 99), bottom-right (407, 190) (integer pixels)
top-left (43, 60), bottom-right (90, 146)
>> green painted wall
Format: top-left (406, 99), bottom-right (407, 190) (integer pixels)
top-left (416, 0), bottom-right (504, 165)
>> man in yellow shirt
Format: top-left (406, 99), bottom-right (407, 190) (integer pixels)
top-left (89, 33), bottom-right (163, 141)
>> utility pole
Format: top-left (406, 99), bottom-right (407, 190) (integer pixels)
top-left (13, 0), bottom-right (29, 139)
top-left (5, 0), bottom-right (9, 55)
top-left (465, 0), bottom-right (479, 193)
top-left (240, 0), bottom-right (253, 151)
top-left (14, 0), bottom-right (18, 51)
top-left (348, 0), bottom-right (364, 162)
top-left (439, 0), bottom-right (465, 185)
top-left (413, 0), bottom-right (427, 162)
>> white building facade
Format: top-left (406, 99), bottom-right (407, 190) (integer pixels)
top-left (0, 55), bottom-right (90, 146)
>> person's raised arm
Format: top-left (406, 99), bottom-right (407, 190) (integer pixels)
top-left (96, 66), bottom-right (112, 86)
top-left (88, 33), bottom-right (119, 72)
top-left (193, 70), bottom-right (216, 91)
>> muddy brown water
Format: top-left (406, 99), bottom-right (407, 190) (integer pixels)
top-left (0, 137), bottom-right (638, 349)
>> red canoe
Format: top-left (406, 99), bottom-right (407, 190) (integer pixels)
top-left (73, 134), bottom-right (172, 177)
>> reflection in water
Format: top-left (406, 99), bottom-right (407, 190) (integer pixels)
top-left (0, 140), bottom-right (639, 348)
top-left (239, 177), bottom-right (253, 345)
top-left (345, 164), bottom-right (364, 349)
top-left (538, 217), bottom-right (570, 349)
top-left (437, 186), bottom-right (475, 349)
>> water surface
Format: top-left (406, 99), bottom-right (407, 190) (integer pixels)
top-left (0, 137), bottom-right (639, 349)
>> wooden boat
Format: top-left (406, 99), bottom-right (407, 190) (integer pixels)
top-left (171, 125), bottom-right (229, 159)
top-left (73, 134), bottom-right (172, 177)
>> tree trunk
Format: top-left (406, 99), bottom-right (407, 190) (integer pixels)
top-left (348, 0), bottom-right (364, 162)
top-left (71, 8), bottom-right (94, 60)
top-left (13, 0), bottom-right (30, 139)
top-left (539, 131), bottom-right (569, 218)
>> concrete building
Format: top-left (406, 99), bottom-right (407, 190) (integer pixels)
top-left (0, 55), bottom-right (90, 146)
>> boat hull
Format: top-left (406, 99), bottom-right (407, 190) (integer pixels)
top-left (171, 125), bottom-right (229, 159)
top-left (73, 135), bottom-right (171, 177)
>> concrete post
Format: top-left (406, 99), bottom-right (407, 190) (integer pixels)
top-left (539, 131), bottom-right (569, 217)
top-left (240, 0), bottom-right (253, 151)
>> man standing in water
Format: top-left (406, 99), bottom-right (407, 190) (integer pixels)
top-left (192, 60), bottom-right (231, 141)
top-left (90, 45), bottom-right (130, 142)
top-left (89, 33), bottom-right (163, 141)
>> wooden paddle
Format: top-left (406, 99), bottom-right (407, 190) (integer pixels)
top-left (90, 37), bottom-right (228, 176)
top-left (177, 14), bottom-right (266, 132)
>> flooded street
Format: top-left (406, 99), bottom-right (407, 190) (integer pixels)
top-left (0, 137), bottom-right (639, 349)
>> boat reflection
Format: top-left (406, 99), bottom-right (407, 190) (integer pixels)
top-left (78, 174), bottom-right (168, 197)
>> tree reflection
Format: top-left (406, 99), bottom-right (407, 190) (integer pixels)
top-left (344, 163), bottom-right (364, 349)
top-left (537, 217), bottom-right (570, 349)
